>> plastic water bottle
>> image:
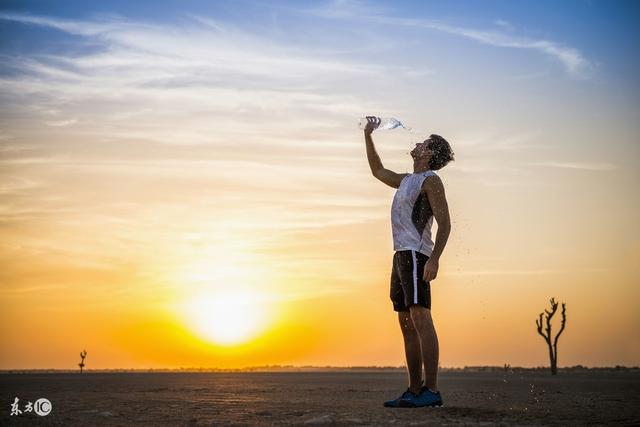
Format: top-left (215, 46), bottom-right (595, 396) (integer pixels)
top-left (359, 117), bottom-right (405, 131)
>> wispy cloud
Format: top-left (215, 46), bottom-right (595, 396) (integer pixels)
top-left (420, 21), bottom-right (591, 77)
top-left (495, 19), bottom-right (514, 32)
top-left (300, 1), bottom-right (591, 77)
top-left (0, 176), bottom-right (43, 195)
top-left (0, 11), bottom-right (417, 85)
top-left (0, 11), bottom-right (410, 151)
top-left (447, 267), bottom-right (609, 276)
top-left (45, 118), bottom-right (77, 127)
top-left (0, 12), bottom-right (121, 36)
top-left (533, 161), bottom-right (618, 171)
top-left (453, 129), bottom-right (544, 151)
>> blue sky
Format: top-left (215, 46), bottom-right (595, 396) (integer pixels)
top-left (2, 1), bottom-right (638, 108)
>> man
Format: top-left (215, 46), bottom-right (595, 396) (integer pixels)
top-left (363, 116), bottom-right (454, 408)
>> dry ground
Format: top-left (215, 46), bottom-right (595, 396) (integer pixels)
top-left (1, 370), bottom-right (639, 426)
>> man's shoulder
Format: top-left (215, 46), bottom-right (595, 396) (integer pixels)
top-left (396, 172), bottom-right (411, 183)
top-left (420, 172), bottom-right (443, 192)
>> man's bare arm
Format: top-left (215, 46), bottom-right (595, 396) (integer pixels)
top-left (363, 117), bottom-right (407, 188)
top-left (422, 175), bottom-right (451, 281)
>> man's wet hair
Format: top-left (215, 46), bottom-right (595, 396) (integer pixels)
top-left (426, 134), bottom-right (455, 170)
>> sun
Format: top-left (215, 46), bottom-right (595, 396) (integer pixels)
top-left (181, 288), bottom-right (270, 346)
top-left (171, 243), bottom-right (276, 346)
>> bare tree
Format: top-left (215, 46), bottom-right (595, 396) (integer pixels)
top-left (535, 298), bottom-right (567, 375)
top-left (79, 350), bottom-right (87, 374)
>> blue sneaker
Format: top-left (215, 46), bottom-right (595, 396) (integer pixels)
top-left (383, 387), bottom-right (415, 407)
top-left (398, 386), bottom-right (443, 408)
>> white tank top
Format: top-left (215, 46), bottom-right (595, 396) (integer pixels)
top-left (391, 170), bottom-right (438, 256)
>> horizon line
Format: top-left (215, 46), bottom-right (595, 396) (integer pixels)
top-left (1, 364), bottom-right (638, 373)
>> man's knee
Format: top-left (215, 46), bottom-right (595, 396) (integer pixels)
top-left (409, 304), bottom-right (433, 324)
top-left (398, 311), bottom-right (417, 334)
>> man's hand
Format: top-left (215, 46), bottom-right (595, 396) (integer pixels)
top-left (364, 116), bottom-right (381, 136)
top-left (423, 257), bottom-right (439, 282)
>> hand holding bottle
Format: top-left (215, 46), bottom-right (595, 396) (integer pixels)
top-left (360, 116), bottom-right (405, 134)
top-left (363, 116), bottom-right (381, 136)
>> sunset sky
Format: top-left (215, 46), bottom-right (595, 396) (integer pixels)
top-left (1, 0), bottom-right (638, 370)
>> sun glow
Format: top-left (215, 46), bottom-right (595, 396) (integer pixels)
top-left (182, 289), bottom-right (270, 345)
top-left (174, 249), bottom-right (275, 346)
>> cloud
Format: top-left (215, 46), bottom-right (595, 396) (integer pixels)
top-left (447, 267), bottom-right (609, 276)
top-left (0, 12), bottom-right (407, 84)
top-left (533, 161), bottom-right (618, 171)
top-left (495, 19), bottom-right (514, 31)
top-left (431, 23), bottom-right (589, 77)
top-left (0, 177), bottom-right (43, 195)
top-left (45, 118), bottom-right (77, 127)
top-left (453, 129), bottom-right (544, 151)
top-left (0, 11), bottom-right (406, 146)
top-left (300, 2), bottom-right (591, 77)
top-left (0, 12), bottom-right (121, 36)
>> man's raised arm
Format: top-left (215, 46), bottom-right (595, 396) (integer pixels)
top-left (363, 116), bottom-right (407, 189)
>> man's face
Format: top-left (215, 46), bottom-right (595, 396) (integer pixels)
top-left (410, 139), bottom-right (433, 161)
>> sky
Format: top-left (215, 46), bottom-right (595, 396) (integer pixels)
top-left (1, 0), bottom-right (639, 370)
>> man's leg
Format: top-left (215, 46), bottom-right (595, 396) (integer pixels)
top-left (409, 305), bottom-right (439, 392)
top-left (398, 311), bottom-right (423, 394)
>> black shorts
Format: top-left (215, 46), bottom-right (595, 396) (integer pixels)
top-left (390, 250), bottom-right (431, 312)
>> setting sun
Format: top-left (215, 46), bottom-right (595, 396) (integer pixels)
top-left (181, 289), bottom-right (271, 345)
top-left (172, 253), bottom-right (274, 346)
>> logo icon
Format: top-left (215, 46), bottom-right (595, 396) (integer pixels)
top-left (34, 398), bottom-right (52, 416)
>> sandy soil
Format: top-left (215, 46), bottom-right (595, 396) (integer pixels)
top-left (1, 370), bottom-right (639, 426)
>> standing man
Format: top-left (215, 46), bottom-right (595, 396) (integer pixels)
top-left (363, 116), bottom-right (454, 408)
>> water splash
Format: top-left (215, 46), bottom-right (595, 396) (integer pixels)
top-left (358, 117), bottom-right (430, 156)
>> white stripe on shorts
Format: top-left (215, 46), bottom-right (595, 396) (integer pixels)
top-left (411, 250), bottom-right (418, 304)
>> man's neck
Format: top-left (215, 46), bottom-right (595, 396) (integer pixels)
top-left (413, 162), bottom-right (431, 173)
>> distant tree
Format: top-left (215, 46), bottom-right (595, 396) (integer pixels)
top-left (79, 350), bottom-right (87, 374)
top-left (535, 298), bottom-right (567, 375)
